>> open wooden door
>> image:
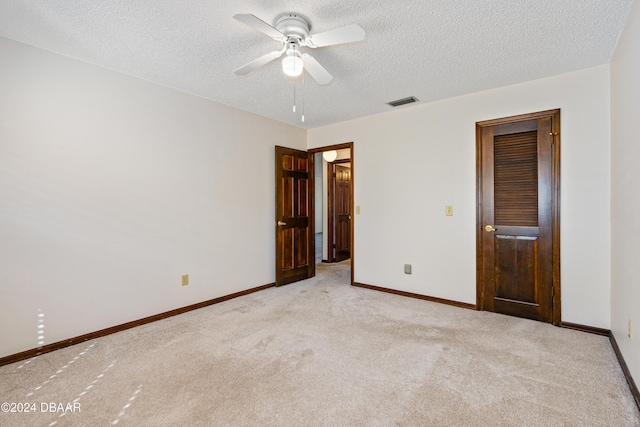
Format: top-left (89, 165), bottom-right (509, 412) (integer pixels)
top-left (275, 146), bottom-right (314, 286)
top-left (334, 164), bottom-right (351, 262)
top-left (477, 110), bottom-right (560, 324)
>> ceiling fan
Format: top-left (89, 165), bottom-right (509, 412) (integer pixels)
top-left (233, 13), bottom-right (365, 85)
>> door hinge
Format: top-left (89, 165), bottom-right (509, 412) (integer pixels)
top-left (549, 132), bottom-right (558, 143)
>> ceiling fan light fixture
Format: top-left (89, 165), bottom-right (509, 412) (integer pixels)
top-left (282, 55), bottom-right (303, 77)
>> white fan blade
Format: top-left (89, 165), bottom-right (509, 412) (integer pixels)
top-left (235, 51), bottom-right (283, 75)
top-left (307, 24), bottom-right (365, 48)
top-left (301, 54), bottom-right (333, 85)
top-left (233, 14), bottom-right (284, 40)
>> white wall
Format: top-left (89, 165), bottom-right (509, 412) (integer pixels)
top-left (308, 65), bottom-right (612, 328)
top-left (0, 37), bottom-right (306, 358)
top-left (611, 0), bottom-right (640, 391)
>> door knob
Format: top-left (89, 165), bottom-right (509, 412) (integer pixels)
top-left (484, 225), bottom-right (497, 232)
top-left (277, 221), bottom-right (286, 226)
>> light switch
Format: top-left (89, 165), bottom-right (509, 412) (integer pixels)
top-left (445, 205), bottom-right (453, 216)
top-left (356, 205), bottom-right (361, 214)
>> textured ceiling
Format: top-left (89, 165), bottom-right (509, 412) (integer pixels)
top-left (0, 0), bottom-right (634, 129)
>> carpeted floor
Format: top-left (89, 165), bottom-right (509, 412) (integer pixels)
top-left (1, 262), bottom-right (639, 426)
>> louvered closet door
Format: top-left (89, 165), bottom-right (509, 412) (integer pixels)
top-left (480, 117), bottom-right (554, 323)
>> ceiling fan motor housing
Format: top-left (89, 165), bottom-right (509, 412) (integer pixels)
top-left (275, 14), bottom-right (310, 41)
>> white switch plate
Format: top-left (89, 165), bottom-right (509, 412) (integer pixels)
top-left (445, 205), bottom-right (453, 216)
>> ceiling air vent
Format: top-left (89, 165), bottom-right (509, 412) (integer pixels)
top-left (387, 96), bottom-right (419, 107)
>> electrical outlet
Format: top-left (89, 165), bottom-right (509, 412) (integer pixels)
top-left (629, 319), bottom-right (633, 339)
top-left (404, 264), bottom-right (412, 274)
top-left (181, 274), bottom-right (189, 286)
top-left (445, 205), bottom-right (453, 216)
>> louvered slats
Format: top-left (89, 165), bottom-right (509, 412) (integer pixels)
top-left (494, 131), bottom-right (538, 226)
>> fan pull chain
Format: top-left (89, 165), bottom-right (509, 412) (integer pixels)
top-left (301, 72), bottom-right (305, 123)
top-left (293, 79), bottom-right (296, 113)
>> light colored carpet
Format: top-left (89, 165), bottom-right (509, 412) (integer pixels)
top-left (1, 262), bottom-right (639, 426)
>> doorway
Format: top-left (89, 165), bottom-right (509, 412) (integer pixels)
top-left (476, 109), bottom-right (560, 325)
top-left (275, 143), bottom-right (354, 286)
top-left (309, 143), bottom-right (354, 285)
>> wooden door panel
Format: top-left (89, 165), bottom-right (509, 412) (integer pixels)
top-left (282, 177), bottom-right (294, 217)
top-left (276, 146), bottom-right (314, 286)
top-left (477, 110), bottom-right (560, 324)
top-left (297, 180), bottom-right (308, 216)
top-left (298, 227), bottom-right (309, 266)
top-left (335, 164), bottom-right (351, 262)
top-left (493, 298), bottom-right (540, 320)
top-left (297, 156), bottom-right (308, 172)
top-left (282, 154), bottom-right (294, 170)
top-left (494, 235), bottom-right (538, 304)
top-left (282, 228), bottom-right (294, 270)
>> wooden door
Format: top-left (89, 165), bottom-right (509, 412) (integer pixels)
top-left (275, 146), bottom-right (314, 286)
top-left (334, 164), bottom-right (351, 262)
top-left (476, 110), bottom-right (560, 324)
